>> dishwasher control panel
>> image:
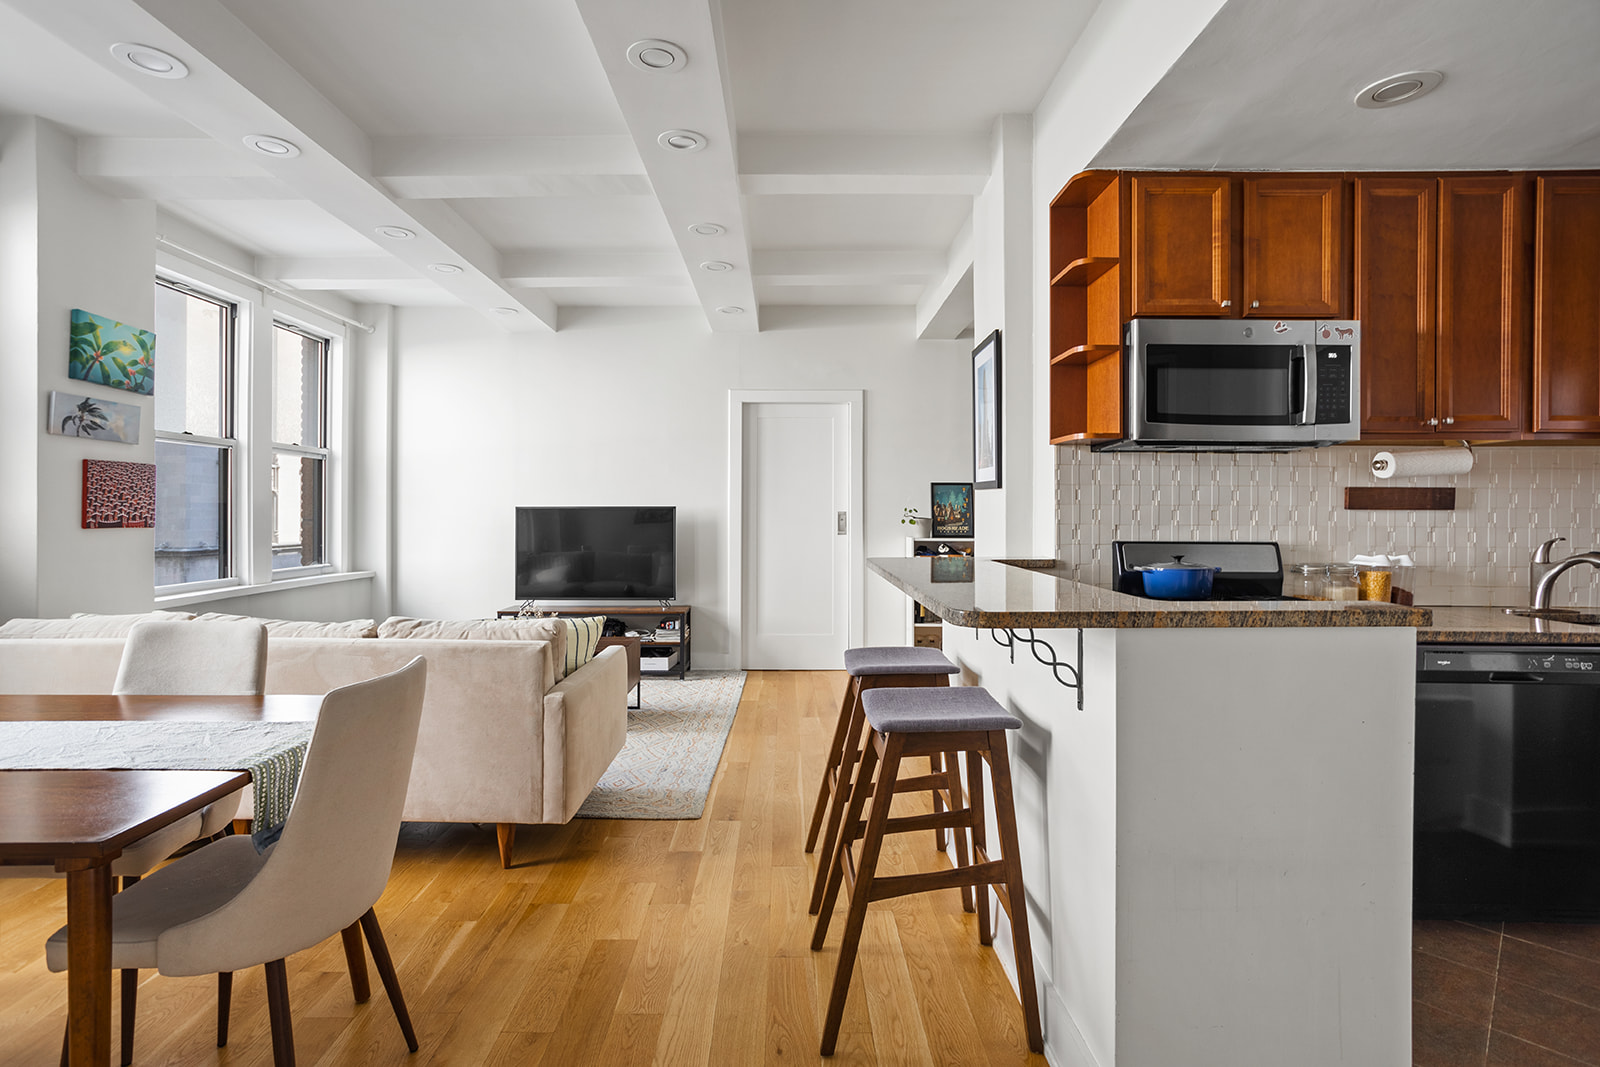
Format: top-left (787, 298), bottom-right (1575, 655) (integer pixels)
top-left (1420, 646), bottom-right (1600, 679)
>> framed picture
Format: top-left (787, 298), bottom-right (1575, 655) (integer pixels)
top-left (930, 481), bottom-right (973, 538)
top-left (69, 309), bottom-right (156, 396)
top-left (972, 329), bottom-right (1001, 489)
top-left (82, 459), bottom-right (156, 528)
top-left (47, 391), bottom-right (141, 444)
top-left (930, 555), bottom-right (974, 583)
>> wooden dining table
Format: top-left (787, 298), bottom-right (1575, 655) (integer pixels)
top-left (0, 694), bottom-right (322, 1066)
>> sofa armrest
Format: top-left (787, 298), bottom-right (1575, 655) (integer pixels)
top-left (542, 644), bottom-right (629, 821)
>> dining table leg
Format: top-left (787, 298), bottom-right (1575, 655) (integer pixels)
top-left (63, 861), bottom-right (114, 1066)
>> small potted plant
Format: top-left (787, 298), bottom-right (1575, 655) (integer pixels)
top-left (901, 506), bottom-right (932, 537)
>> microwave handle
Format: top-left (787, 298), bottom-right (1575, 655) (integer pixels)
top-left (1296, 346), bottom-right (1316, 425)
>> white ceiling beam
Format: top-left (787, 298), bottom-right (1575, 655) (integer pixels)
top-left (372, 136), bottom-right (651, 199)
top-left (79, 136), bottom-right (292, 199)
top-left (916, 216), bottom-right (975, 340)
top-left (501, 251), bottom-right (687, 289)
top-left (255, 257), bottom-right (428, 290)
top-left (7, 0), bottom-right (557, 331)
top-left (573, 0), bottom-right (758, 332)
top-left (740, 134), bottom-right (990, 196)
top-left (753, 250), bottom-right (945, 287)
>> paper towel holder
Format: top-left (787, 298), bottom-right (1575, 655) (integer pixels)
top-left (1370, 440), bottom-right (1472, 477)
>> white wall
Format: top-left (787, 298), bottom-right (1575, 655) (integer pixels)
top-left (0, 117), bottom-right (157, 620)
top-left (388, 305), bottom-right (972, 666)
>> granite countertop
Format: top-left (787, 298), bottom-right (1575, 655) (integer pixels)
top-left (1418, 606), bottom-right (1600, 645)
top-left (869, 556), bottom-right (1432, 630)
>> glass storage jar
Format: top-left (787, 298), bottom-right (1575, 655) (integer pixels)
top-left (1285, 563), bottom-right (1326, 600)
top-left (1358, 565), bottom-right (1394, 602)
top-left (1324, 564), bottom-right (1361, 601)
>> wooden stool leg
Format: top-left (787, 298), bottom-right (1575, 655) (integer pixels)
top-left (819, 732), bottom-right (905, 1056)
top-left (967, 748), bottom-right (993, 946)
top-left (811, 732), bottom-right (882, 951)
top-left (985, 732), bottom-right (1044, 1053)
top-left (805, 677), bottom-right (858, 853)
top-left (927, 675), bottom-right (951, 852)
top-left (944, 748), bottom-right (975, 913)
top-left (809, 691), bottom-right (871, 915)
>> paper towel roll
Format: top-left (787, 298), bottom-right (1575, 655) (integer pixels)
top-left (1370, 448), bottom-right (1474, 479)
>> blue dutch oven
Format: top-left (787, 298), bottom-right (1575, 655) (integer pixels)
top-left (1135, 561), bottom-right (1222, 599)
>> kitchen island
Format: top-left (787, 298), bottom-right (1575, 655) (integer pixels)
top-left (868, 556), bottom-right (1430, 1067)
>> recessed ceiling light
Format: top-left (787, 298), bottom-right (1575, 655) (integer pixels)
top-left (717, 305), bottom-right (745, 315)
top-left (375, 225), bottom-right (415, 240)
top-left (627, 39), bottom-right (687, 73)
top-left (428, 263), bottom-right (463, 274)
top-left (1354, 70), bottom-right (1444, 109)
top-left (110, 42), bottom-right (188, 79)
top-left (243, 134), bottom-right (300, 157)
top-left (700, 260), bottom-right (735, 273)
top-left (658, 129), bottom-right (707, 153)
top-left (687, 222), bottom-right (726, 237)
top-left (492, 307), bottom-right (520, 315)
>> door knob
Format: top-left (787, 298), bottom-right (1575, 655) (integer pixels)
top-left (1444, 416), bottom-right (1455, 425)
top-left (1221, 300), bottom-right (1232, 307)
top-left (1428, 418), bottom-right (1440, 426)
top-left (1251, 300), bottom-right (1260, 308)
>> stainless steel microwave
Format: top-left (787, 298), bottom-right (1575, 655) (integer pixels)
top-left (1094, 317), bottom-right (1361, 451)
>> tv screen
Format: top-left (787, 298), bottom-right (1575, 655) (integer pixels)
top-left (514, 506), bottom-right (676, 600)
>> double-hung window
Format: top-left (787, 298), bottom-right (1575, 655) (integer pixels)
top-left (270, 324), bottom-right (328, 572)
top-left (153, 280), bottom-right (236, 587)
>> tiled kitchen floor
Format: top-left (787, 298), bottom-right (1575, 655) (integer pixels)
top-left (1415, 921), bottom-right (1600, 1066)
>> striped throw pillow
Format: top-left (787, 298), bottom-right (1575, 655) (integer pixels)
top-left (560, 616), bottom-right (607, 679)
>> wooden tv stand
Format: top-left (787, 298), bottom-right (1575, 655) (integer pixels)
top-left (497, 603), bottom-right (691, 680)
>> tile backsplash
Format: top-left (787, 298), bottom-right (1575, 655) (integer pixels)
top-left (1055, 445), bottom-right (1600, 607)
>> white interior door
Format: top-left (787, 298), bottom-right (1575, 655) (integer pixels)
top-left (742, 402), bottom-right (849, 669)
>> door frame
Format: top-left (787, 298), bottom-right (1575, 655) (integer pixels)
top-left (728, 390), bottom-right (864, 669)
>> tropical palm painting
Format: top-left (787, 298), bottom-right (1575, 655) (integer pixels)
top-left (47, 391), bottom-right (141, 444)
top-left (69, 308), bottom-right (155, 395)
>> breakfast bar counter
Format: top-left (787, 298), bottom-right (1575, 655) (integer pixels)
top-left (868, 555), bottom-right (1421, 1067)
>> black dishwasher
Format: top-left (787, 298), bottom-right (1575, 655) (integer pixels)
top-left (1415, 645), bottom-right (1600, 921)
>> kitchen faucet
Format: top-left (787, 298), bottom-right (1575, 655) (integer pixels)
top-left (1532, 551), bottom-right (1600, 610)
top-left (1531, 536), bottom-right (1567, 605)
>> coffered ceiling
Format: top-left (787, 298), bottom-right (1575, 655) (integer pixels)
top-left (0, 0), bottom-right (1097, 333)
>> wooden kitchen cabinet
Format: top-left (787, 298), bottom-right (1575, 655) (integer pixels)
top-left (1532, 174), bottom-right (1600, 434)
top-left (1242, 176), bottom-right (1347, 318)
top-left (1129, 174), bottom-right (1233, 316)
top-left (1355, 174), bottom-right (1527, 438)
top-left (1048, 170), bottom-right (1124, 442)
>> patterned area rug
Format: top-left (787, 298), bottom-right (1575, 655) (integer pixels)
top-left (576, 669), bottom-right (747, 820)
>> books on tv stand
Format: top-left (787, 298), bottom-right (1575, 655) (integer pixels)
top-left (496, 603), bottom-right (692, 680)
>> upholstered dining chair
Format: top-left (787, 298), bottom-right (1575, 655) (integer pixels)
top-left (113, 618), bottom-right (271, 842)
top-left (45, 656), bottom-right (428, 1067)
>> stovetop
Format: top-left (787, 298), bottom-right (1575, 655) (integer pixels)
top-left (1111, 540), bottom-right (1286, 600)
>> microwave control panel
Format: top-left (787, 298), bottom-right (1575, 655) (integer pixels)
top-left (1314, 346), bottom-right (1353, 423)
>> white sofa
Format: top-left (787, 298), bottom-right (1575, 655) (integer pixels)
top-left (0, 613), bottom-right (629, 867)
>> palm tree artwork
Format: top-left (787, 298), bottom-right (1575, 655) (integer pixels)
top-left (46, 391), bottom-right (141, 444)
top-left (69, 308), bottom-right (156, 395)
top-left (61, 396), bottom-right (108, 437)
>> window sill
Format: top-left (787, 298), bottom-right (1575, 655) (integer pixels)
top-left (155, 570), bottom-right (376, 609)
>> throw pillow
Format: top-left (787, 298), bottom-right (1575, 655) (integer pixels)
top-left (0, 610), bottom-right (195, 638)
top-left (195, 612), bottom-right (378, 639)
top-left (561, 615), bottom-right (607, 678)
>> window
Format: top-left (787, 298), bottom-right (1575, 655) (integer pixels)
top-left (153, 265), bottom-right (346, 596)
top-left (270, 324), bottom-right (328, 571)
top-left (154, 280), bottom-right (235, 586)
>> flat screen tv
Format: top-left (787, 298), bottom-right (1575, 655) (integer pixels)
top-left (514, 506), bottom-right (676, 601)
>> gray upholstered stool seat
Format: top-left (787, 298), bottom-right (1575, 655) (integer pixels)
top-left (860, 685), bottom-right (1021, 734)
top-left (842, 645), bottom-right (958, 677)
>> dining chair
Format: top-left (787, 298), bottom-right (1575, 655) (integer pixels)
top-left (113, 618), bottom-right (271, 842)
top-left (45, 656), bottom-right (429, 1067)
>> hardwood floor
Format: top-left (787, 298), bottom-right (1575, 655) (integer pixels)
top-left (0, 670), bottom-right (1047, 1066)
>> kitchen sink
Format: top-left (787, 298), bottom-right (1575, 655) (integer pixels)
top-left (1503, 607), bottom-right (1600, 626)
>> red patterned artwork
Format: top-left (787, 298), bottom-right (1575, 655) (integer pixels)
top-left (82, 459), bottom-right (156, 528)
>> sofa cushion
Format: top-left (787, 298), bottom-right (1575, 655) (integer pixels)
top-left (376, 616), bottom-right (566, 690)
top-left (194, 612), bottom-right (378, 639)
top-left (560, 616), bottom-right (607, 678)
top-left (0, 611), bottom-right (194, 638)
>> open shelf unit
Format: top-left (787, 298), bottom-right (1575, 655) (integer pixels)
top-left (1049, 170), bottom-right (1125, 444)
top-left (906, 538), bottom-right (974, 648)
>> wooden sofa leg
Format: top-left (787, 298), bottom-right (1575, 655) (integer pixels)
top-left (496, 824), bottom-right (517, 869)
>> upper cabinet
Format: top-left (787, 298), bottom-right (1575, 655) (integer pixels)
top-left (1532, 175), bottom-right (1600, 435)
top-left (1128, 174), bottom-right (1347, 319)
top-left (1130, 175), bottom-right (1233, 316)
top-left (1354, 177), bottom-right (1436, 436)
top-left (1242, 177), bottom-right (1347, 318)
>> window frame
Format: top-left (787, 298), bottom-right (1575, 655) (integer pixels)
top-left (267, 319), bottom-right (334, 580)
top-left (153, 255), bottom-right (351, 600)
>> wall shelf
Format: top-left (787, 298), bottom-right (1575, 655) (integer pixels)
top-left (1048, 170), bottom-right (1124, 443)
top-left (1050, 343), bottom-right (1120, 366)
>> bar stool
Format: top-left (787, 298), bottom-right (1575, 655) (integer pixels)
top-left (811, 684), bottom-right (1043, 1056)
top-left (805, 646), bottom-right (967, 917)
